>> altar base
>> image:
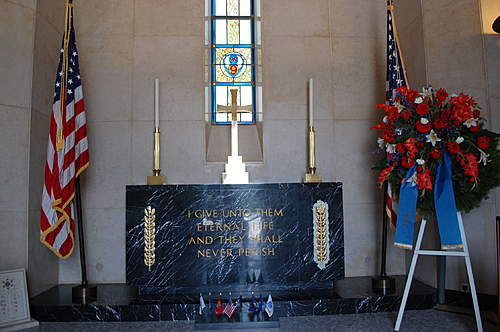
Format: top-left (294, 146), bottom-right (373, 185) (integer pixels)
top-left (30, 276), bottom-right (435, 323)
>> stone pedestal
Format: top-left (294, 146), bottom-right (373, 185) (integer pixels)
top-left (222, 155), bottom-right (249, 184)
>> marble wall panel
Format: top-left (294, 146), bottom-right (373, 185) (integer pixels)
top-left (79, 121), bottom-right (132, 210)
top-left (77, 36), bottom-right (133, 123)
top-left (132, 36), bottom-right (204, 122)
top-left (422, 0), bottom-right (488, 110)
top-left (0, 106), bottom-right (29, 212)
top-left (8, 0), bottom-right (36, 10)
top-left (263, 36), bottom-right (333, 121)
top-left (60, 208), bottom-right (125, 283)
top-left (263, 0), bottom-right (330, 38)
top-left (329, 0), bottom-right (386, 38)
top-left (134, 0), bottom-right (203, 37)
top-left (73, 0), bottom-right (133, 38)
top-left (331, 37), bottom-right (386, 120)
top-left (0, 1), bottom-right (35, 108)
top-left (0, 211), bottom-right (28, 270)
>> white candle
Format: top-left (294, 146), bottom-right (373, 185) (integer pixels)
top-left (308, 78), bottom-right (314, 127)
top-left (154, 78), bottom-right (160, 129)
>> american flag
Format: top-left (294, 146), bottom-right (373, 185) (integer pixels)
top-left (223, 295), bottom-right (237, 318)
top-left (40, 2), bottom-right (89, 258)
top-left (385, 0), bottom-right (408, 229)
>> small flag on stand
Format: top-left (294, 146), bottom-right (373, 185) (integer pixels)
top-left (249, 293), bottom-right (258, 313)
top-left (215, 294), bottom-right (224, 316)
top-left (258, 294), bottom-right (265, 313)
top-left (199, 293), bottom-right (206, 315)
top-left (265, 294), bottom-right (274, 317)
top-left (40, 0), bottom-right (89, 258)
top-left (208, 293), bottom-right (214, 316)
top-left (223, 294), bottom-right (237, 318)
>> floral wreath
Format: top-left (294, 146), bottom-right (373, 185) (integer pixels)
top-left (372, 86), bottom-right (500, 219)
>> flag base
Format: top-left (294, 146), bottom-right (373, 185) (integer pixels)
top-left (372, 276), bottom-right (396, 295)
top-left (147, 175), bottom-right (166, 185)
top-left (304, 173), bottom-right (323, 183)
top-left (72, 284), bottom-right (97, 303)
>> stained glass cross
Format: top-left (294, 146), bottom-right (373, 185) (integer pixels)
top-left (216, 89), bottom-right (252, 122)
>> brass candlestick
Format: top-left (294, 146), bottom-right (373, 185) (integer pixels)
top-left (304, 126), bottom-right (323, 183)
top-left (147, 128), bottom-right (166, 185)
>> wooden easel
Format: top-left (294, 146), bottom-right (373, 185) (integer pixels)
top-left (394, 212), bottom-right (483, 332)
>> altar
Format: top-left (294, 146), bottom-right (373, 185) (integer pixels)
top-left (126, 183), bottom-right (344, 294)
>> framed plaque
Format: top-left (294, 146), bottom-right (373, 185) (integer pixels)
top-left (0, 269), bottom-right (35, 330)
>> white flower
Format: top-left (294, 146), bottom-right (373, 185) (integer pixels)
top-left (383, 116), bottom-right (388, 123)
top-left (377, 138), bottom-right (386, 149)
top-left (420, 118), bottom-right (429, 125)
top-left (395, 128), bottom-right (403, 135)
top-left (406, 173), bottom-right (418, 187)
top-left (463, 118), bottom-right (478, 128)
top-left (416, 159), bottom-right (425, 165)
top-left (415, 97), bottom-right (424, 104)
top-left (478, 149), bottom-right (490, 166)
top-left (455, 136), bottom-right (464, 144)
top-left (395, 102), bottom-right (404, 113)
top-left (386, 144), bottom-right (396, 154)
top-left (422, 87), bottom-right (433, 99)
top-left (426, 130), bottom-right (442, 147)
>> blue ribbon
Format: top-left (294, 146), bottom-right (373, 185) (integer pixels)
top-left (394, 165), bottom-right (418, 249)
top-left (434, 151), bottom-right (462, 249)
top-left (394, 152), bottom-right (463, 249)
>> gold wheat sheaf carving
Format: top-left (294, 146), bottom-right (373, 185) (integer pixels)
top-left (314, 204), bottom-right (327, 262)
top-left (313, 200), bottom-right (330, 270)
top-left (143, 206), bottom-right (156, 272)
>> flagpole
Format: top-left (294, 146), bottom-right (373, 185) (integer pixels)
top-left (72, 177), bottom-right (97, 302)
top-left (372, 182), bottom-right (395, 293)
top-left (372, 0), bottom-right (396, 294)
top-left (64, 0), bottom-right (96, 301)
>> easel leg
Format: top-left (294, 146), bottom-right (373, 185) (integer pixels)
top-left (457, 212), bottom-right (483, 332)
top-left (395, 219), bottom-right (428, 331)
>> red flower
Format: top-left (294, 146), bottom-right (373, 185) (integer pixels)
top-left (404, 138), bottom-right (418, 158)
top-left (370, 122), bottom-right (387, 130)
top-left (396, 86), bottom-right (419, 104)
top-left (463, 153), bottom-right (479, 182)
top-left (377, 165), bottom-right (395, 186)
top-left (446, 142), bottom-right (461, 154)
top-left (416, 119), bottom-right (431, 133)
top-left (470, 124), bottom-right (480, 132)
top-left (416, 104), bottom-right (429, 115)
top-left (401, 157), bottom-right (415, 168)
top-left (429, 148), bottom-right (442, 159)
top-left (396, 143), bottom-right (406, 154)
top-left (401, 109), bottom-right (411, 121)
top-left (436, 88), bottom-right (448, 102)
top-left (477, 136), bottom-right (490, 149)
top-left (381, 130), bottom-right (395, 143)
top-left (433, 117), bottom-right (448, 130)
top-left (416, 169), bottom-right (433, 191)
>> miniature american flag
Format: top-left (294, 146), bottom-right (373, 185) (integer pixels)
top-left (223, 295), bottom-right (237, 318)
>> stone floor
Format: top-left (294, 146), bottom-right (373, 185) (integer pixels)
top-left (19, 310), bottom-right (497, 332)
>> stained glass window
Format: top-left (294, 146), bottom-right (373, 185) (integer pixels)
top-left (206, 0), bottom-right (261, 124)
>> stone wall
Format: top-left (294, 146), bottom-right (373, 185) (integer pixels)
top-left (58, 0), bottom-right (407, 284)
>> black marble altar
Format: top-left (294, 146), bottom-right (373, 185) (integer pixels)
top-left (126, 183), bottom-right (344, 293)
top-left (30, 276), bottom-right (437, 322)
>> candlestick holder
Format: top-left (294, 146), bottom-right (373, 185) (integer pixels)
top-left (304, 126), bottom-right (323, 183)
top-left (147, 128), bottom-right (166, 185)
